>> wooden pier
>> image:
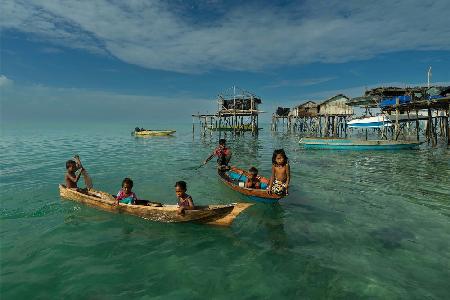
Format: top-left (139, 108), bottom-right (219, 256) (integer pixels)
top-left (193, 87), bottom-right (262, 136)
top-left (349, 86), bottom-right (450, 146)
top-left (270, 86), bottom-right (449, 146)
top-left (271, 94), bottom-right (353, 138)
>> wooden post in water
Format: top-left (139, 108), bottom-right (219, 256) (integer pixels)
top-left (433, 109), bottom-right (438, 146)
top-left (415, 110), bottom-right (420, 142)
top-left (427, 107), bottom-right (434, 146)
top-left (395, 97), bottom-right (400, 141)
top-left (446, 108), bottom-right (450, 145)
top-left (333, 116), bottom-right (337, 137)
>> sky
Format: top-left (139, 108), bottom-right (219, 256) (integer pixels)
top-left (1, 0), bottom-right (450, 123)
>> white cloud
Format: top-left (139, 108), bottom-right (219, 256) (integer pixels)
top-left (0, 75), bottom-right (14, 87)
top-left (264, 77), bottom-right (336, 89)
top-left (1, 0), bottom-right (450, 73)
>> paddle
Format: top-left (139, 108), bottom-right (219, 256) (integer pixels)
top-left (73, 155), bottom-right (93, 189)
top-left (181, 162), bottom-right (206, 171)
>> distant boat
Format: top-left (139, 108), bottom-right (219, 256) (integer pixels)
top-left (347, 115), bottom-right (392, 128)
top-left (299, 138), bottom-right (421, 150)
top-left (348, 112), bottom-right (430, 128)
top-left (132, 128), bottom-right (176, 136)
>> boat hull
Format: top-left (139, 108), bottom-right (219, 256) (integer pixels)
top-left (348, 116), bottom-right (392, 128)
top-left (59, 185), bottom-right (250, 226)
top-left (218, 167), bottom-right (282, 203)
top-left (299, 138), bottom-right (421, 150)
top-left (133, 130), bottom-right (176, 136)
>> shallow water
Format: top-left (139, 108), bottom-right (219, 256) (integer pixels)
top-left (1, 122), bottom-right (449, 299)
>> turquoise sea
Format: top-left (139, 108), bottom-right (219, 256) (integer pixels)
top-left (1, 122), bottom-right (449, 299)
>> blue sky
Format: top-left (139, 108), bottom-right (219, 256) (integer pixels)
top-left (1, 0), bottom-right (449, 123)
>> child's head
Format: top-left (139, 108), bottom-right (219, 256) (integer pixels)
top-left (219, 139), bottom-right (226, 147)
top-left (122, 177), bottom-right (134, 194)
top-left (272, 149), bottom-right (288, 166)
top-left (175, 181), bottom-right (187, 197)
top-left (66, 160), bottom-right (77, 171)
top-left (249, 167), bottom-right (258, 178)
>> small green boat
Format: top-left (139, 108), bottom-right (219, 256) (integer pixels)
top-left (132, 129), bottom-right (176, 136)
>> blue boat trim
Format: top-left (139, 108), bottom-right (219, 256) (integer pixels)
top-left (299, 138), bottom-right (421, 150)
top-left (348, 121), bottom-right (392, 128)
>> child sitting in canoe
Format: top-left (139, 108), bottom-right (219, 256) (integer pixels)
top-left (116, 177), bottom-right (138, 205)
top-left (203, 139), bottom-right (232, 171)
top-left (175, 181), bottom-right (195, 215)
top-left (268, 149), bottom-right (290, 196)
top-left (245, 167), bottom-right (261, 189)
top-left (65, 160), bottom-right (85, 190)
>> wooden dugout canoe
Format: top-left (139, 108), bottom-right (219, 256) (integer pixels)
top-left (218, 166), bottom-right (283, 203)
top-left (59, 185), bottom-right (252, 226)
top-left (133, 130), bottom-right (176, 136)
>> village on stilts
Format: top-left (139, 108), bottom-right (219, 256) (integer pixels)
top-left (190, 81), bottom-right (449, 151)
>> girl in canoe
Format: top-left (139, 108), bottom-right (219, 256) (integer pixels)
top-left (116, 177), bottom-right (139, 205)
top-left (175, 181), bottom-right (195, 215)
top-left (268, 149), bottom-right (290, 196)
top-left (203, 139), bottom-right (232, 171)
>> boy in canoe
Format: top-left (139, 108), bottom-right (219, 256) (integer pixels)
top-left (245, 167), bottom-right (261, 189)
top-left (175, 181), bottom-right (195, 215)
top-left (203, 139), bottom-right (232, 171)
top-left (65, 160), bottom-right (85, 191)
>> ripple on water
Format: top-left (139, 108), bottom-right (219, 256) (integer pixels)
top-left (1, 123), bottom-right (449, 299)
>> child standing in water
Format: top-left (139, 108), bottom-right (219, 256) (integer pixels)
top-left (175, 181), bottom-right (195, 215)
top-left (268, 149), bottom-right (290, 196)
top-left (203, 139), bottom-right (232, 171)
top-left (65, 160), bottom-right (84, 190)
top-left (116, 178), bottom-right (138, 205)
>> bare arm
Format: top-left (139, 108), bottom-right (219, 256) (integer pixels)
top-left (285, 164), bottom-right (290, 195)
top-left (245, 179), bottom-right (251, 188)
top-left (268, 165), bottom-right (275, 193)
top-left (286, 163), bottom-right (290, 186)
top-left (177, 197), bottom-right (195, 215)
top-left (185, 197), bottom-right (195, 210)
top-left (66, 168), bottom-right (83, 183)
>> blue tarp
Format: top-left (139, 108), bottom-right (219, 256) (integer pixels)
top-left (380, 95), bottom-right (411, 108)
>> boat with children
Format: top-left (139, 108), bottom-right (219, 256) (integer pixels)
top-left (299, 138), bottom-right (422, 150)
top-left (132, 127), bottom-right (176, 136)
top-left (59, 185), bottom-right (252, 226)
top-left (218, 166), bottom-right (283, 203)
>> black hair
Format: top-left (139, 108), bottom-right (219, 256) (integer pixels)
top-left (122, 177), bottom-right (134, 188)
top-left (175, 181), bottom-right (187, 190)
top-left (219, 139), bottom-right (226, 145)
top-left (249, 167), bottom-right (258, 174)
top-left (66, 160), bottom-right (76, 169)
top-left (272, 149), bottom-right (288, 165)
